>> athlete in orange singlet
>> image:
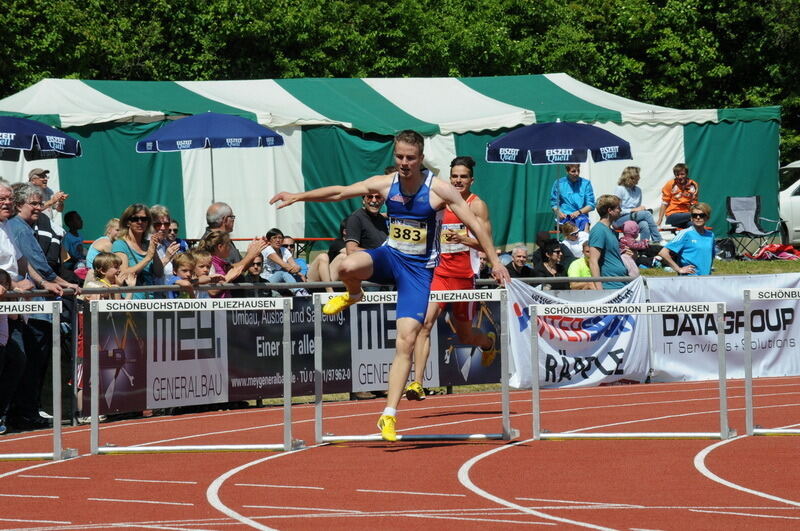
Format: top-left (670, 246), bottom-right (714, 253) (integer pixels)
top-left (406, 156), bottom-right (497, 400)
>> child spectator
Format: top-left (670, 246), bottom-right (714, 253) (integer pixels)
top-left (82, 252), bottom-right (134, 300)
top-left (62, 211), bottom-right (86, 272)
top-left (165, 253), bottom-right (196, 299)
top-left (188, 248), bottom-right (223, 298)
top-left (567, 242), bottom-right (594, 290)
top-left (619, 220), bottom-right (663, 268)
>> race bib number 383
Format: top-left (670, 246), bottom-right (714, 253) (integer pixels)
top-left (388, 218), bottom-right (427, 255)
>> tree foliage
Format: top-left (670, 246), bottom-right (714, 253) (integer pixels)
top-left (2, 0), bottom-right (799, 179)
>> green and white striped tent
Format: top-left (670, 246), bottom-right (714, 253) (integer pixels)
top-left (0, 74), bottom-right (780, 247)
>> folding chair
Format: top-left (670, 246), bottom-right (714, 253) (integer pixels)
top-left (726, 196), bottom-right (782, 256)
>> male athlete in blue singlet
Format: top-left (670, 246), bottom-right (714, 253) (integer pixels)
top-left (270, 130), bottom-right (510, 441)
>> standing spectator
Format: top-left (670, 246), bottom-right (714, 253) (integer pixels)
top-left (656, 163), bottom-right (699, 229)
top-left (150, 205), bottom-right (184, 278)
top-left (0, 268), bottom-right (19, 435)
top-left (164, 253), bottom-right (196, 299)
top-left (62, 211), bottom-right (86, 272)
top-left (203, 202), bottom-right (241, 264)
top-left (508, 246), bottom-right (534, 278)
top-left (613, 166), bottom-right (663, 242)
top-left (588, 194), bottom-right (629, 289)
top-left (86, 218), bottom-right (119, 270)
top-left (5, 184), bottom-right (78, 430)
top-left (531, 239), bottom-right (569, 290)
top-left (550, 164), bottom-right (595, 231)
top-left (658, 202), bottom-right (716, 275)
top-left (28, 168), bottom-right (68, 221)
top-left (168, 220), bottom-right (188, 249)
top-left (344, 193), bottom-right (388, 254)
top-left (112, 204), bottom-right (164, 299)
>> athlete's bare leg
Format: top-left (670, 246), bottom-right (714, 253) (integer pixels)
top-left (386, 316), bottom-right (424, 409)
top-left (412, 301), bottom-right (443, 385)
top-left (336, 252), bottom-right (373, 296)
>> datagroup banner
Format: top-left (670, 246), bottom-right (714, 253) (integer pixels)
top-left (83, 294), bottom-right (502, 414)
top-left (505, 277), bottom-right (650, 389)
top-left (647, 273), bottom-right (800, 381)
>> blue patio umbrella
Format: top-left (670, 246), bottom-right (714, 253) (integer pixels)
top-left (486, 121), bottom-right (632, 165)
top-left (0, 115), bottom-right (82, 161)
top-left (136, 112), bottom-right (284, 201)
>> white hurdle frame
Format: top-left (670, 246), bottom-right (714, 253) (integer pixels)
top-left (530, 301), bottom-right (734, 440)
top-left (0, 301), bottom-right (77, 461)
top-left (313, 290), bottom-right (518, 442)
top-left (89, 297), bottom-right (302, 454)
top-left (743, 288), bottom-right (800, 436)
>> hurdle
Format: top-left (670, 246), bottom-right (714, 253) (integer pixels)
top-left (743, 288), bottom-right (800, 436)
top-left (530, 301), bottom-right (734, 440)
top-left (89, 297), bottom-right (303, 454)
top-left (313, 289), bottom-right (519, 443)
top-left (0, 300), bottom-right (77, 461)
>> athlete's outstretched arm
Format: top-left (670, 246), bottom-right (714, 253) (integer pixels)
top-left (434, 181), bottom-right (509, 285)
top-left (270, 175), bottom-right (391, 209)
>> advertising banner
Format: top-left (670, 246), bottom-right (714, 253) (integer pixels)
top-left (647, 273), bottom-right (800, 381)
top-left (506, 277), bottom-right (649, 389)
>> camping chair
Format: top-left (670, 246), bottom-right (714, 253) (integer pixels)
top-left (726, 196), bottom-right (782, 257)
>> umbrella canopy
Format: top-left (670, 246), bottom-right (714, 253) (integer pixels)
top-left (486, 121), bottom-right (632, 165)
top-left (0, 116), bottom-right (82, 161)
top-left (136, 112), bottom-right (284, 152)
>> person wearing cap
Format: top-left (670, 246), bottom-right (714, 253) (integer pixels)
top-left (28, 169), bottom-right (68, 217)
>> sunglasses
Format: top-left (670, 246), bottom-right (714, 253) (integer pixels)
top-left (281, 244), bottom-right (295, 249)
top-left (691, 213), bottom-right (707, 219)
top-left (365, 194), bottom-right (382, 200)
top-left (250, 261), bottom-right (263, 267)
top-left (569, 231), bottom-right (579, 236)
top-left (129, 216), bottom-right (149, 223)
top-left (153, 221), bottom-right (170, 227)
top-left (168, 229), bottom-right (178, 234)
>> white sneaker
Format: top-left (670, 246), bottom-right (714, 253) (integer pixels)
top-left (39, 409), bottom-right (53, 419)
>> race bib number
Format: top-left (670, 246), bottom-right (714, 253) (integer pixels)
top-left (440, 223), bottom-right (468, 254)
top-left (388, 218), bottom-right (427, 255)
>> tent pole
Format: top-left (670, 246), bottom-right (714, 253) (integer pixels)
top-left (210, 148), bottom-right (216, 203)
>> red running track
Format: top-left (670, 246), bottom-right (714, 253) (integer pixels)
top-left (0, 376), bottom-right (798, 530)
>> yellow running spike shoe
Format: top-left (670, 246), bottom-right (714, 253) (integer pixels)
top-left (481, 331), bottom-right (497, 367)
top-left (322, 291), bottom-right (362, 315)
top-left (405, 381), bottom-right (426, 401)
top-left (377, 414), bottom-right (397, 442)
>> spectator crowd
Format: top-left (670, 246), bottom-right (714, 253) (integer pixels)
top-left (0, 160), bottom-right (715, 434)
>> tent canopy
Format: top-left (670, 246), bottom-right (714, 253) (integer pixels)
top-left (0, 74), bottom-right (781, 248)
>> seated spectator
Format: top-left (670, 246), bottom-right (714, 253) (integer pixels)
top-left (619, 220), bottom-right (663, 268)
top-left (478, 251), bottom-right (492, 280)
top-left (112, 204), bottom-right (164, 299)
top-left (568, 242), bottom-right (594, 290)
top-left (86, 218), bottom-right (119, 271)
top-left (496, 248), bottom-right (512, 266)
top-left (82, 252), bottom-right (134, 300)
top-left (613, 166), bottom-right (663, 242)
top-left (345, 193), bottom-right (388, 254)
top-left (560, 222), bottom-right (589, 259)
top-left (62, 210), bottom-right (86, 272)
top-left (238, 254), bottom-right (271, 298)
top-left (551, 164), bottom-right (595, 231)
top-left (531, 239), bottom-right (569, 290)
top-left (532, 230), bottom-right (577, 271)
top-left (658, 202), bottom-right (715, 276)
top-left (656, 163), bottom-right (699, 229)
top-left (260, 228), bottom-right (306, 296)
top-left (507, 246), bottom-right (534, 278)
top-left (282, 236), bottom-right (307, 279)
top-left (164, 252), bottom-right (196, 299)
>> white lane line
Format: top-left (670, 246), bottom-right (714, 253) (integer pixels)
top-left (88, 497), bottom-right (194, 506)
top-left (115, 478), bottom-right (198, 485)
top-left (19, 474), bottom-right (91, 480)
top-left (0, 492), bottom-right (59, 499)
top-left (457, 439), bottom-right (616, 530)
top-left (515, 497), bottom-right (642, 507)
top-left (0, 517), bottom-right (71, 524)
top-left (206, 444), bottom-right (321, 531)
top-left (689, 508), bottom-right (800, 520)
top-left (356, 488), bottom-right (466, 497)
top-left (243, 505), bottom-right (361, 513)
top-left (235, 483), bottom-right (323, 490)
top-left (694, 431), bottom-right (800, 507)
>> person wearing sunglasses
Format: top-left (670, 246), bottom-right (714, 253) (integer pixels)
top-left (658, 202), bottom-right (715, 276)
top-left (112, 203), bottom-right (164, 299)
top-left (344, 191), bottom-right (388, 254)
top-left (531, 238), bottom-right (569, 290)
top-left (150, 205), bottom-right (188, 280)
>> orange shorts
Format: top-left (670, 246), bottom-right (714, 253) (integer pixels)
top-left (430, 273), bottom-right (476, 322)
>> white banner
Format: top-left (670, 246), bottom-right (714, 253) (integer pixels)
top-left (506, 277), bottom-right (649, 389)
top-left (648, 274), bottom-right (800, 381)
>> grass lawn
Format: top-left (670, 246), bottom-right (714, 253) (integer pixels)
top-left (640, 257), bottom-right (800, 276)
